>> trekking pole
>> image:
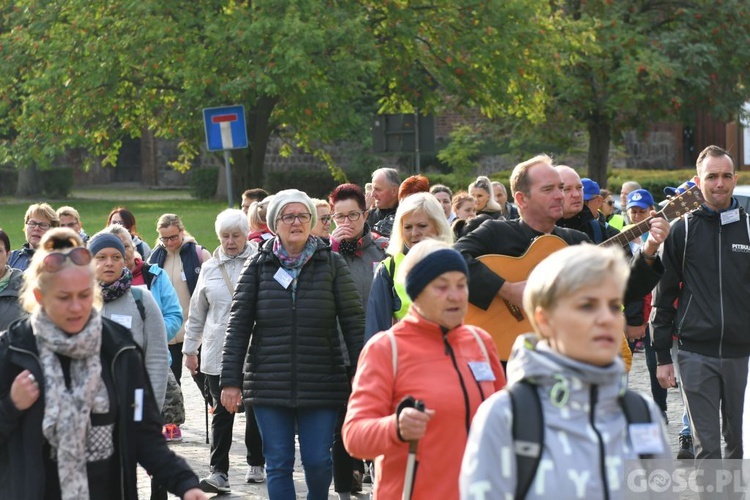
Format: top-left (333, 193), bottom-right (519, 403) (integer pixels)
top-left (205, 401), bottom-right (210, 444)
top-left (402, 400), bottom-right (425, 500)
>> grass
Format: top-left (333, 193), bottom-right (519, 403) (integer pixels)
top-left (0, 185), bottom-right (229, 252)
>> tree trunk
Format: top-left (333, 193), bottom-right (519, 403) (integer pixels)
top-left (15, 164), bottom-right (43, 196)
top-left (140, 127), bottom-right (159, 186)
top-left (586, 119), bottom-right (611, 186)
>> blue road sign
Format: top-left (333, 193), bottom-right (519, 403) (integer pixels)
top-left (203, 105), bottom-right (248, 151)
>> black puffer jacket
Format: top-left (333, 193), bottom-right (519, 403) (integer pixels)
top-left (221, 237), bottom-right (365, 408)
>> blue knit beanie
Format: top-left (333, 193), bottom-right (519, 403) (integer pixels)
top-left (405, 248), bottom-right (469, 301)
top-left (88, 233), bottom-right (125, 258)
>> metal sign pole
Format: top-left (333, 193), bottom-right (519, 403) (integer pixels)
top-left (223, 150), bottom-right (233, 208)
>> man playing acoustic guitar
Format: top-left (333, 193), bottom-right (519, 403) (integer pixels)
top-left (454, 154), bottom-right (670, 361)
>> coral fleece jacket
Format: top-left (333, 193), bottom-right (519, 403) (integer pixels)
top-left (343, 311), bottom-right (506, 499)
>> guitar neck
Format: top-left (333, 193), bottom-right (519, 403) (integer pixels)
top-left (600, 215), bottom-right (662, 249)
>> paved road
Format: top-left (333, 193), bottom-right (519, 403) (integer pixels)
top-left (137, 350), bottom-right (687, 499)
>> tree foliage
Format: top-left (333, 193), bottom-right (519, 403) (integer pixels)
top-left (539, 0), bottom-right (750, 183)
top-left (0, 0), bottom-right (558, 196)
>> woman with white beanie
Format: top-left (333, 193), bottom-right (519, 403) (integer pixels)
top-left (220, 189), bottom-right (365, 500)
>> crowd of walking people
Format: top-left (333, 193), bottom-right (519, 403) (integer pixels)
top-left (1, 144), bottom-right (747, 499)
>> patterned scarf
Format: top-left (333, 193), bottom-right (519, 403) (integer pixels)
top-left (273, 236), bottom-right (317, 300)
top-left (33, 309), bottom-right (111, 500)
top-left (99, 267), bottom-right (132, 303)
top-left (337, 223), bottom-right (371, 257)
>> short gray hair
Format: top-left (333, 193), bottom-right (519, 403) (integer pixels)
top-left (215, 208), bottom-right (249, 237)
top-left (372, 167), bottom-right (401, 187)
top-left (523, 244), bottom-right (629, 334)
top-left (102, 223), bottom-right (133, 244)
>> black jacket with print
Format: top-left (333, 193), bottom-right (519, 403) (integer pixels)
top-left (652, 202), bottom-right (750, 364)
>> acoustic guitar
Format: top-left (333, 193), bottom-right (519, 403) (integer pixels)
top-left (464, 185), bottom-right (705, 360)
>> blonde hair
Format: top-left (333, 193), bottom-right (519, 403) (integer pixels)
top-left (23, 203), bottom-right (60, 229)
top-left (56, 205), bottom-right (81, 222)
top-left (386, 192), bottom-right (452, 255)
top-left (20, 228), bottom-right (102, 313)
top-left (155, 213), bottom-right (193, 245)
top-left (451, 191), bottom-right (475, 213)
top-left (311, 198), bottom-right (331, 210)
top-left (248, 196), bottom-right (273, 232)
top-left (522, 244), bottom-right (629, 334)
top-left (468, 176), bottom-right (502, 212)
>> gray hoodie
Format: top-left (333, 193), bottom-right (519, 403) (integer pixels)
top-left (460, 334), bottom-right (669, 500)
top-left (102, 287), bottom-right (169, 407)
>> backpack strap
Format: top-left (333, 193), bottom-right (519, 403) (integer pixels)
top-left (142, 262), bottom-right (155, 290)
top-left (131, 287), bottom-right (146, 321)
top-left (387, 330), bottom-right (398, 377)
top-left (508, 381), bottom-right (544, 500)
top-left (619, 390), bottom-right (654, 459)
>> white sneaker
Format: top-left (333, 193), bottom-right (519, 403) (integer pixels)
top-left (199, 471), bottom-right (231, 494)
top-left (245, 465), bottom-right (266, 483)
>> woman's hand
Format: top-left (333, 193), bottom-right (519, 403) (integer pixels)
top-left (182, 487), bottom-right (208, 500)
top-left (10, 370), bottom-right (40, 411)
top-left (220, 386), bottom-right (242, 414)
top-left (398, 407), bottom-right (436, 441)
top-left (184, 355), bottom-right (199, 376)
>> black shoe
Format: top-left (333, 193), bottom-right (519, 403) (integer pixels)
top-left (677, 434), bottom-right (694, 460)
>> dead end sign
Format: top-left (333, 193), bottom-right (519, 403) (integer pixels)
top-left (203, 105), bottom-right (248, 151)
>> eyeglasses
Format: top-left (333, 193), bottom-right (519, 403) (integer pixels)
top-left (277, 213), bottom-right (312, 225)
top-left (26, 221), bottom-right (51, 230)
top-left (319, 214), bottom-right (333, 224)
top-left (60, 222), bottom-right (79, 228)
top-left (332, 211), bottom-right (364, 223)
top-left (159, 234), bottom-right (182, 243)
top-left (606, 200), bottom-right (615, 206)
top-left (42, 247), bottom-right (92, 273)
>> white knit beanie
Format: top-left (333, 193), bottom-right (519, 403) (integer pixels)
top-left (267, 189), bottom-right (317, 233)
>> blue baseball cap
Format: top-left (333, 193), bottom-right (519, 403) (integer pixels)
top-left (626, 189), bottom-right (655, 210)
top-left (581, 178), bottom-right (601, 201)
top-left (663, 180), bottom-right (696, 197)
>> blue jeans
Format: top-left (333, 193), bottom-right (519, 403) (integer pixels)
top-left (254, 406), bottom-right (339, 500)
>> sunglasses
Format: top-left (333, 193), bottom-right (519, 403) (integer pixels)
top-left (42, 247), bottom-right (92, 273)
top-left (606, 200), bottom-right (615, 206)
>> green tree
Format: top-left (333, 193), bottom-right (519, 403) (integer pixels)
top-left (0, 0), bottom-right (558, 198)
top-left (539, 0), bottom-right (750, 184)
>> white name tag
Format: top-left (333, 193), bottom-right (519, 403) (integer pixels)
top-left (629, 423), bottom-right (665, 454)
top-left (111, 314), bottom-right (132, 329)
top-left (468, 361), bottom-right (496, 382)
top-left (721, 208), bottom-right (740, 225)
top-left (261, 232), bottom-right (274, 240)
top-left (274, 267), bottom-right (293, 289)
top-left (134, 388), bottom-right (144, 422)
top-left (180, 270), bottom-right (187, 281)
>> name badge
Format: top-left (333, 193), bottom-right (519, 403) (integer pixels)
top-left (180, 270), bottom-right (187, 281)
top-left (274, 267), bottom-right (293, 289)
top-left (721, 208), bottom-right (740, 225)
top-left (134, 388), bottom-right (144, 422)
top-left (629, 423), bottom-right (665, 454)
top-left (261, 232), bottom-right (274, 240)
top-left (111, 314), bottom-right (132, 329)
top-left (468, 361), bottom-right (496, 382)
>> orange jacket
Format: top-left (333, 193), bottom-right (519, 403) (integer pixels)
top-left (343, 311), bottom-right (506, 499)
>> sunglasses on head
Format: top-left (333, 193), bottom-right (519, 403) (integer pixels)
top-left (42, 247), bottom-right (92, 273)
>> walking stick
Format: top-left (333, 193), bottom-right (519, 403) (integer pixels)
top-left (402, 400), bottom-right (425, 500)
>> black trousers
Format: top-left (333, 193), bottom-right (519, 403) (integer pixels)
top-left (206, 374), bottom-right (265, 473)
top-left (332, 403), bottom-right (364, 492)
top-left (170, 342), bottom-right (211, 405)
